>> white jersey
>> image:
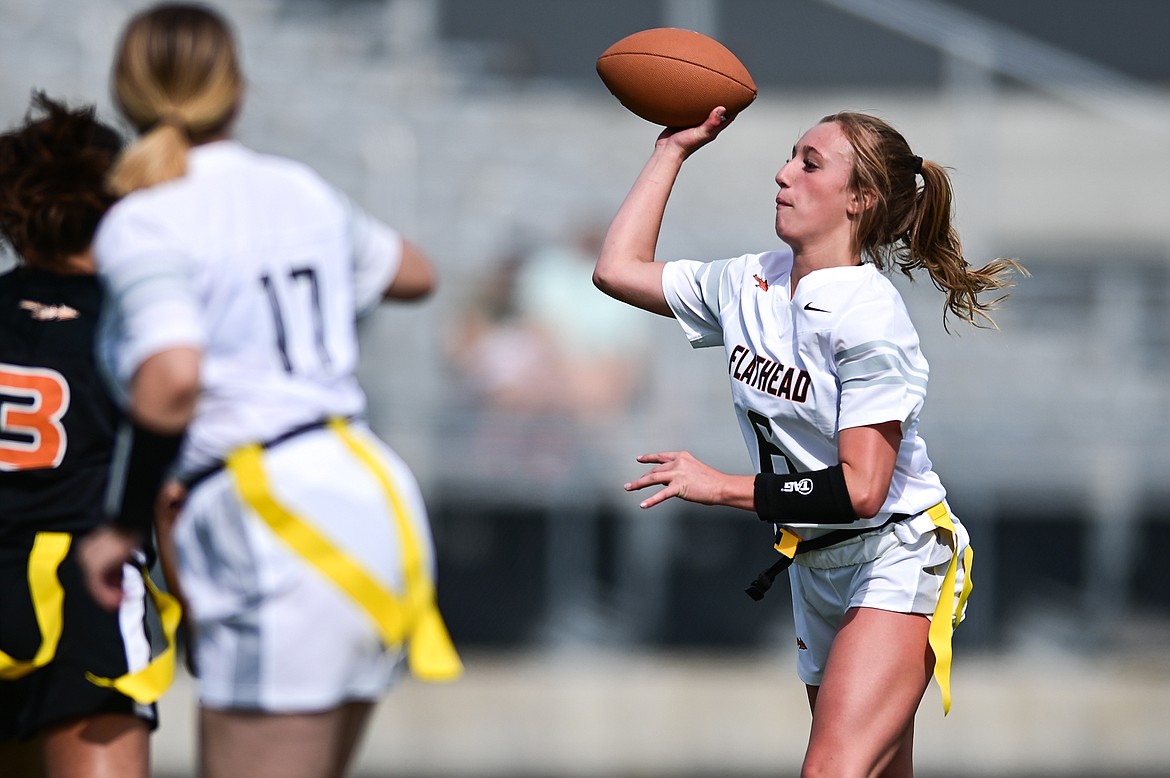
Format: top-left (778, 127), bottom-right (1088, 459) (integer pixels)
top-left (94, 141), bottom-right (403, 480)
top-left (661, 249), bottom-right (945, 534)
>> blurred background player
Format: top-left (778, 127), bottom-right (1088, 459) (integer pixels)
top-left (594, 107), bottom-right (1022, 776)
top-left (79, 4), bottom-right (462, 778)
top-left (0, 93), bottom-right (157, 778)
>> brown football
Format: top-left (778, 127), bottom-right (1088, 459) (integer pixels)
top-left (596, 27), bottom-right (757, 127)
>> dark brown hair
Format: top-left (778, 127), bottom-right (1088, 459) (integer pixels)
top-left (825, 111), bottom-right (1025, 329)
top-left (0, 92), bottom-right (123, 270)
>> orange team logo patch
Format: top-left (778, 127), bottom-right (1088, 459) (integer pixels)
top-left (753, 274), bottom-right (769, 291)
top-left (796, 637), bottom-right (808, 650)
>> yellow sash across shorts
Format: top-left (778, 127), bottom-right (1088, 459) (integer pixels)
top-left (0, 532), bottom-right (72, 681)
top-left (0, 531), bottom-right (181, 706)
top-left (225, 418), bottom-right (462, 682)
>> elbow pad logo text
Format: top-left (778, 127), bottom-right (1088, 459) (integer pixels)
top-left (781, 478), bottom-right (814, 496)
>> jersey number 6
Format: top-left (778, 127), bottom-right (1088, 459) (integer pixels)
top-left (747, 408), bottom-right (797, 475)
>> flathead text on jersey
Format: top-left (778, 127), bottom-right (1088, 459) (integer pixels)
top-left (728, 344), bottom-right (811, 402)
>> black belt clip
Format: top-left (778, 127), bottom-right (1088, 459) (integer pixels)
top-left (745, 555), bottom-right (794, 601)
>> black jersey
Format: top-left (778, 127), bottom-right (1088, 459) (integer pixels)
top-left (0, 267), bottom-right (121, 541)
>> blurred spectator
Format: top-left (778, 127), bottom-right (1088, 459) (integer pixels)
top-left (446, 224), bottom-right (653, 485)
top-left (512, 223), bottom-right (652, 420)
top-left (446, 249), bottom-right (559, 413)
top-left (449, 224), bottom-right (652, 423)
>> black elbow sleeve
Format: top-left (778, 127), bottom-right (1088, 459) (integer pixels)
top-left (754, 464), bottom-right (858, 525)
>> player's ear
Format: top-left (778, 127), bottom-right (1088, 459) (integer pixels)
top-left (847, 187), bottom-right (877, 215)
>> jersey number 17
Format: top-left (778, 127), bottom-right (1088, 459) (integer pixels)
top-left (260, 266), bottom-right (333, 374)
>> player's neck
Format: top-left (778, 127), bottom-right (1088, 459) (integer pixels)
top-left (789, 245), bottom-right (860, 297)
top-left (34, 249), bottom-right (96, 276)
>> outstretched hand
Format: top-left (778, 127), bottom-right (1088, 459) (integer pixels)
top-left (625, 450), bottom-right (751, 510)
top-left (656, 106), bottom-right (735, 158)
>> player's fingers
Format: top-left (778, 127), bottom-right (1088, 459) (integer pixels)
top-left (638, 485), bottom-right (676, 510)
top-left (624, 470), bottom-right (667, 492)
top-left (635, 451), bottom-right (677, 464)
top-left (90, 567), bottom-right (125, 611)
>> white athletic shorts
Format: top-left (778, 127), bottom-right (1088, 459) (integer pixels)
top-left (788, 506), bottom-right (970, 687)
top-left (173, 423), bottom-right (435, 712)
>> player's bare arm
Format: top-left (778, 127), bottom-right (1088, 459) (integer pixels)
top-left (837, 421), bottom-right (902, 518)
top-left (154, 480), bottom-right (189, 614)
top-left (131, 347), bottom-right (201, 433)
top-left (625, 419), bottom-right (901, 517)
top-left (383, 239), bottom-right (435, 300)
top-left (594, 107), bottom-right (731, 317)
top-left (624, 450), bottom-right (754, 510)
top-left (155, 479), bottom-right (197, 674)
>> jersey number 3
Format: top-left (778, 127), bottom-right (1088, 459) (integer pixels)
top-left (0, 363), bottom-right (70, 471)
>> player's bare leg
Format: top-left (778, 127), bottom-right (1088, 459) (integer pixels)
top-left (40, 714), bottom-right (150, 778)
top-left (806, 686), bottom-right (918, 778)
top-left (330, 701), bottom-right (376, 777)
top-left (200, 703), bottom-right (376, 778)
top-left (806, 684), bottom-right (917, 778)
top-left (801, 607), bottom-right (932, 778)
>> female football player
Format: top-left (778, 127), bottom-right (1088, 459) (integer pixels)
top-left (0, 93), bottom-right (159, 778)
top-left (79, 4), bottom-right (461, 777)
top-left (594, 106), bottom-right (1022, 776)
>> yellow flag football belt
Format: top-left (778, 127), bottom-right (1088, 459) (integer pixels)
top-left (86, 574), bottom-right (181, 704)
top-left (924, 501), bottom-right (974, 715)
top-left (0, 531), bottom-right (180, 705)
top-left (0, 532), bottom-right (71, 680)
top-left (762, 501), bottom-right (972, 715)
top-left (225, 418), bottom-right (462, 682)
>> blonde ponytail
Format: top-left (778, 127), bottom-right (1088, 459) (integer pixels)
top-left (108, 3), bottom-right (242, 195)
top-left (108, 122), bottom-right (190, 196)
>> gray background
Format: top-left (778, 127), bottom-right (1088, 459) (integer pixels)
top-left (3, 1), bottom-right (1168, 775)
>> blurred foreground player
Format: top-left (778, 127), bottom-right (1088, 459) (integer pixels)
top-left (79, 4), bottom-right (462, 778)
top-left (595, 106), bottom-right (1023, 776)
top-left (0, 94), bottom-right (161, 778)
